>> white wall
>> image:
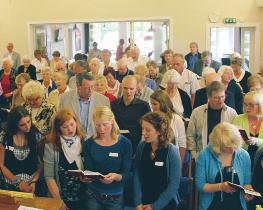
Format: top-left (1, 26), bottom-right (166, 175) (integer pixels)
top-left (0, 0), bottom-right (262, 64)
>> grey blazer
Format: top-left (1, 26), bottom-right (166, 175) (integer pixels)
top-left (3, 51), bottom-right (21, 70)
top-left (192, 59), bottom-right (221, 76)
top-left (58, 90), bottom-right (110, 138)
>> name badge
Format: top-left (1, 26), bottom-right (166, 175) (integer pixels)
top-left (155, 162), bottom-right (164, 167)
top-left (5, 146), bottom-right (14, 151)
top-left (109, 152), bottom-right (118, 157)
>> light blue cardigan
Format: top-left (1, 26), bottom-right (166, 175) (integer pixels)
top-left (133, 141), bottom-right (181, 210)
top-left (195, 144), bottom-right (251, 210)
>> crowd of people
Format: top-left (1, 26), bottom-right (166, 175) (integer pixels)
top-left (0, 40), bottom-right (263, 210)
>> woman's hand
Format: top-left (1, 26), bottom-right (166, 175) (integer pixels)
top-left (221, 182), bottom-right (237, 193)
top-left (246, 137), bottom-right (259, 146)
top-left (100, 173), bottom-right (122, 184)
top-left (60, 201), bottom-right (69, 210)
top-left (142, 204), bottom-right (153, 210)
top-left (29, 183), bottom-right (36, 193)
top-left (18, 182), bottom-right (32, 193)
top-left (135, 204), bottom-right (144, 210)
top-left (243, 185), bottom-right (255, 202)
top-left (80, 176), bottom-right (93, 183)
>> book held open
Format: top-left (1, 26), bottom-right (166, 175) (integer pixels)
top-left (227, 181), bottom-right (262, 197)
top-left (68, 170), bottom-right (105, 179)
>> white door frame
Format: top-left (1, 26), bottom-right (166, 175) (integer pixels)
top-left (206, 22), bottom-right (260, 73)
top-left (27, 17), bottom-right (173, 59)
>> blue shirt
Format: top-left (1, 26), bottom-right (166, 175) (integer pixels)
top-left (188, 53), bottom-right (200, 70)
top-left (83, 135), bottom-right (132, 195)
top-left (79, 97), bottom-right (90, 131)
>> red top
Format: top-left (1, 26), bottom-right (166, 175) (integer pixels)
top-left (1, 74), bottom-right (11, 94)
top-left (104, 92), bottom-right (117, 102)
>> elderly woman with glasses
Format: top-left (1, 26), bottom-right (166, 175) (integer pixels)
top-left (22, 80), bottom-right (56, 134)
top-left (231, 57), bottom-right (251, 94)
top-left (196, 122), bottom-right (253, 210)
top-left (233, 91), bottom-right (263, 167)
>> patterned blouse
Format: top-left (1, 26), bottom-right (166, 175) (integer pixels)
top-left (23, 100), bottom-right (56, 135)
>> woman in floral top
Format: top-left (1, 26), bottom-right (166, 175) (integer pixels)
top-left (22, 80), bottom-right (56, 135)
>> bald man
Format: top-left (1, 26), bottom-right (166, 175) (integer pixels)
top-left (111, 75), bottom-right (151, 153)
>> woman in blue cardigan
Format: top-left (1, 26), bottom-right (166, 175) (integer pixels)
top-left (134, 111), bottom-right (181, 210)
top-left (195, 122), bottom-right (254, 210)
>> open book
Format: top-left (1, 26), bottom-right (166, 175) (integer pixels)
top-left (227, 181), bottom-right (262, 197)
top-left (68, 170), bottom-right (105, 179)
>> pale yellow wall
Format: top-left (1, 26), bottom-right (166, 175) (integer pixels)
top-left (0, 0), bottom-right (262, 64)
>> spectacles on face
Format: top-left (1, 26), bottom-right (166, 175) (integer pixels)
top-left (212, 95), bottom-right (225, 101)
top-left (244, 103), bottom-right (259, 109)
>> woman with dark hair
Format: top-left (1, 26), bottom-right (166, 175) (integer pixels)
top-left (150, 90), bottom-right (186, 161)
top-left (0, 106), bottom-right (43, 194)
top-left (43, 109), bottom-right (86, 210)
top-left (103, 67), bottom-right (120, 97)
top-left (134, 111), bottom-right (181, 210)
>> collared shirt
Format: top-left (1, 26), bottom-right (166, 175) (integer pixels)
top-left (79, 95), bottom-right (91, 131)
top-left (31, 58), bottom-right (48, 80)
top-left (161, 69), bottom-right (200, 98)
top-left (42, 80), bottom-right (54, 98)
top-left (188, 53), bottom-right (200, 70)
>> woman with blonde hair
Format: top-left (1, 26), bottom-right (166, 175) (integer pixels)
top-left (94, 75), bottom-right (116, 102)
top-left (83, 106), bottom-right (132, 210)
top-left (134, 64), bottom-right (157, 91)
top-left (196, 122), bottom-right (253, 210)
top-left (233, 91), bottom-right (263, 166)
top-left (43, 109), bottom-right (86, 210)
top-left (22, 80), bottom-right (56, 134)
top-left (11, 73), bottom-right (31, 108)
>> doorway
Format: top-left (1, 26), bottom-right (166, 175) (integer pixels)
top-left (206, 23), bottom-right (260, 73)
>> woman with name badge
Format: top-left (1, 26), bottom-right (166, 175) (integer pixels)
top-left (43, 109), bottom-right (86, 210)
top-left (134, 111), bottom-right (181, 210)
top-left (83, 106), bottom-right (132, 210)
top-left (0, 106), bottom-right (43, 194)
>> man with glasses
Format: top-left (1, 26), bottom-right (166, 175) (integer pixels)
top-left (187, 81), bottom-right (237, 159)
top-left (59, 72), bottom-right (110, 138)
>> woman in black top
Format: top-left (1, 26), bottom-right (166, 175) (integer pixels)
top-left (0, 106), bottom-right (43, 194)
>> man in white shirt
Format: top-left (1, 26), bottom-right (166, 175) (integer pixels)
top-left (161, 53), bottom-right (200, 105)
top-left (99, 49), bottom-right (116, 73)
top-left (31, 49), bottom-right (48, 81)
top-left (126, 47), bottom-right (149, 71)
top-left (3, 42), bottom-right (21, 70)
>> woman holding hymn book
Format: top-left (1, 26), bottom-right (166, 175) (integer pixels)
top-left (43, 109), bottom-right (86, 210)
top-left (195, 122), bottom-right (256, 210)
top-left (82, 106), bottom-right (132, 210)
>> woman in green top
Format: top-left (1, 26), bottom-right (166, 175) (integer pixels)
top-left (233, 91), bottom-right (263, 167)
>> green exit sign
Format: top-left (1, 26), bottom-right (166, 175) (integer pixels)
top-left (224, 18), bottom-right (237, 23)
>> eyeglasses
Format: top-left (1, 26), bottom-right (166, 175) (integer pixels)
top-left (212, 95), bottom-right (225, 101)
top-left (244, 103), bottom-right (259, 108)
